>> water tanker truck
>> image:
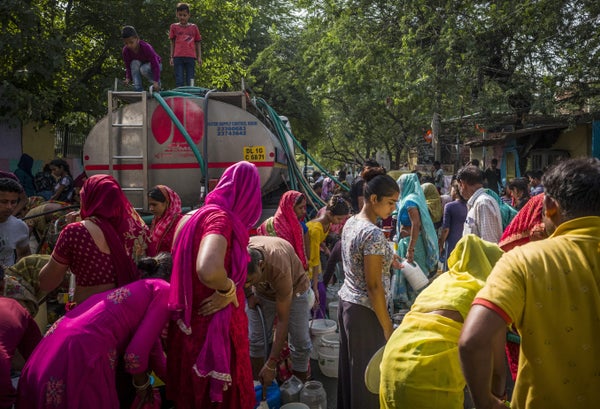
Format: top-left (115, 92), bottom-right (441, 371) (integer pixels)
top-left (83, 86), bottom-right (324, 212)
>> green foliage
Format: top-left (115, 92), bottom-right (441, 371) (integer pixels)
top-left (0, 0), bottom-right (255, 125)
top-left (2, 0), bottom-right (600, 170)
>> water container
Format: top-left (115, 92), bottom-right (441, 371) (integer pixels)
top-left (319, 333), bottom-right (340, 356)
top-left (318, 333), bottom-right (340, 378)
top-left (299, 380), bottom-right (327, 409)
top-left (280, 375), bottom-right (304, 404)
top-left (308, 319), bottom-right (337, 359)
top-left (327, 301), bottom-right (339, 324)
top-left (254, 380), bottom-right (281, 409)
top-left (402, 260), bottom-right (429, 291)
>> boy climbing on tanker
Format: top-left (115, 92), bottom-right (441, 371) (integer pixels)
top-left (169, 2), bottom-right (202, 87)
top-left (121, 25), bottom-right (162, 92)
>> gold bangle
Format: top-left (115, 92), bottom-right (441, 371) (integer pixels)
top-left (264, 362), bottom-right (277, 372)
top-left (216, 278), bottom-right (236, 298)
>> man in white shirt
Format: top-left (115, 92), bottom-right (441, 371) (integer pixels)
top-left (0, 178), bottom-right (31, 267)
top-left (456, 165), bottom-right (503, 243)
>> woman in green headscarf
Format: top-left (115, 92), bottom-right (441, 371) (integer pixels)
top-left (393, 173), bottom-right (439, 307)
top-left (380, 235), bottom-right (505, 409)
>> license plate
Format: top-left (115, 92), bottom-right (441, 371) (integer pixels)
top-left (243, 146), bottom-right (266, 161)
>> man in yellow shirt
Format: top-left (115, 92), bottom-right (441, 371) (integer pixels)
top-left (459, 157), bottom-right (600, 409)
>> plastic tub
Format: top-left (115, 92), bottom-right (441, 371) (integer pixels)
top-left (319, 333), bottom-right (340, 356)
top-left (308, 319), bottom-right (337, 359)
top-left (318, 349), bottom-right (339, 378)
top-left (318, 333), bottom-right (340, 378)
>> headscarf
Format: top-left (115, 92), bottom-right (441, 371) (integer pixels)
top-left (147, 185), bottom-right (182, 257)
top-left (411, 234), bottom-right (504, 320)
top-left (499, 193), bottom-right (545, 252)
top-left (168, 161), bottom-right (262, 402)
top-left (256, 190), bottom-right (308, 270)
top-left (397, 173), bottom-right (439, 272)
top-left (80, 174), bottom-right (148, 286)
top-left (421, 182), bottom-right (443, 224)
top-left (3, 254), bottom-right (51, 317)
top-left (485, 188), bottom-right (517, 229)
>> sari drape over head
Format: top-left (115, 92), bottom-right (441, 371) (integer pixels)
top-left (499, 193), bottom-right (545, 252)
top-left (147, 185), bottom-right (182, 257)
top-left (256, 190), bottom-right (308, 270)
top-left (80, 175), bottom-right (148, 286)
top-left (380, 235), bottom-right (504, 409)
top-left (396, 174), bottom-right (439, 272)
top-left (3, 255), bottom-right (51, 317)
top-left (422, 182), bottom-right (443, 224)
top-left (168, 161), bottom-right (262, 402)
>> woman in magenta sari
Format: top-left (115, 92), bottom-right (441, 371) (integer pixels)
top-left (147, 185), bottom-right (182, 257)
top-left (16, 278), bottom-right (170, 408)
top-left (40, 174), bottom-right (149, 304)
top-left (167, 161), bottom-right (262, 409)
top-left (256, 190), bottom-right (309, 270)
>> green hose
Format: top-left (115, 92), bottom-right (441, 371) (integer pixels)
top-left (153, 91), bottom-right (206, 177)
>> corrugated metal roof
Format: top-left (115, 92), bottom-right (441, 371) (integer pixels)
top-left (465, 124), bottom-right (568, 147)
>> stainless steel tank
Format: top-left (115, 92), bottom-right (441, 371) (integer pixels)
top-left (83, 92), bottom-right (289, 208)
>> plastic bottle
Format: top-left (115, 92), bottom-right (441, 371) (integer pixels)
top-left (299, 380), bottom-right (327, 409)
top-left (280, 375), bottom-right (304, 403)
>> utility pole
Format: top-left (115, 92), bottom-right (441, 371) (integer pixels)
top-left (431, 112), bottom-right (442, 162)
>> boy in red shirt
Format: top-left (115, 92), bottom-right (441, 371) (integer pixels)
top-left (169, 2), bottom-right (202, 87)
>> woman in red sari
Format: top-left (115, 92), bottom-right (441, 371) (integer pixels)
top-left (167, 161), bottom-right (262, 409)
top-left (256, 190), bottom-right (309, 270)
top-left (498, 193), bottom-right (547, 252)
top-left (498, 192), bottom-right (548, 382)
top-left (147, 185), bottom-right (182, 256)
top-left (40, 174), bottom-right (149, 304)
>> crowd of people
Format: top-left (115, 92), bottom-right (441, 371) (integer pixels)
top-left (1, 154), bottom-right (599, 409)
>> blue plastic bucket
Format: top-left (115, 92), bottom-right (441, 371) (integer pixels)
top-left (254, 380), bottom-right (281, 409)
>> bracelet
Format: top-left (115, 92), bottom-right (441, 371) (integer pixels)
top-left (407, 247), bottom-right (415, 252)
top-left (216, 278), bottom-right (236, 297)
top-left (267, 356), bottom-right (278, 364)
top-left (264, 362), bottom-right (277, 372)
top-left (132, 375), bottom-right (151, 391)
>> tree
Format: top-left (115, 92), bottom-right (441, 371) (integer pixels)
top-left (0, 0), bottom-right (256, 125)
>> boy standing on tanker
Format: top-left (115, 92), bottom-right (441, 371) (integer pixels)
top-left (169, 2), bottom-right (202, 87)
top-left (121, 26), bottom-right (162, 92)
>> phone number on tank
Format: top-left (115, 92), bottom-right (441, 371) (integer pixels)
top-left (216, 126), bottom-right (247, 136)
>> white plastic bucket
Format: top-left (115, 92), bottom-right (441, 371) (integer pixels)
top-left (319, 333), bottom-right (340, 356)
top-left (318, 350), bottom-right (339, 378)
top-left (402, 260), bottom-right (429, 291)
top-left (318, 333), bottom-right (339, 378)
top-left (327, 301), bottom-right (339, 324)
top-left (309, 319), bottom-right (337, 359)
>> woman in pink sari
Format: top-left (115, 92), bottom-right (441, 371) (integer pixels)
top-left (40, 174), bottom-right (149, 304)
top-left (147, 185), bottom-right (182, 257)
top-left (16, 278), bottom-right (170, 408)
top-left (256, 190), bottom-right (309, 270)
top-left (167, 161), bottom-right (262, 409)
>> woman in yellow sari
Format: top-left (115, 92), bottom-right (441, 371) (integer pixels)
top-left (379, 234), bottom-right (505, 409)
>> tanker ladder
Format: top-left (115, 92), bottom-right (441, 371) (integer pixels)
top-left (106, 88), bottom-right (150, 211)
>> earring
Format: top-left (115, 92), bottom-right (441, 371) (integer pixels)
top-left (545, 208), bottom-right (557, 218)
